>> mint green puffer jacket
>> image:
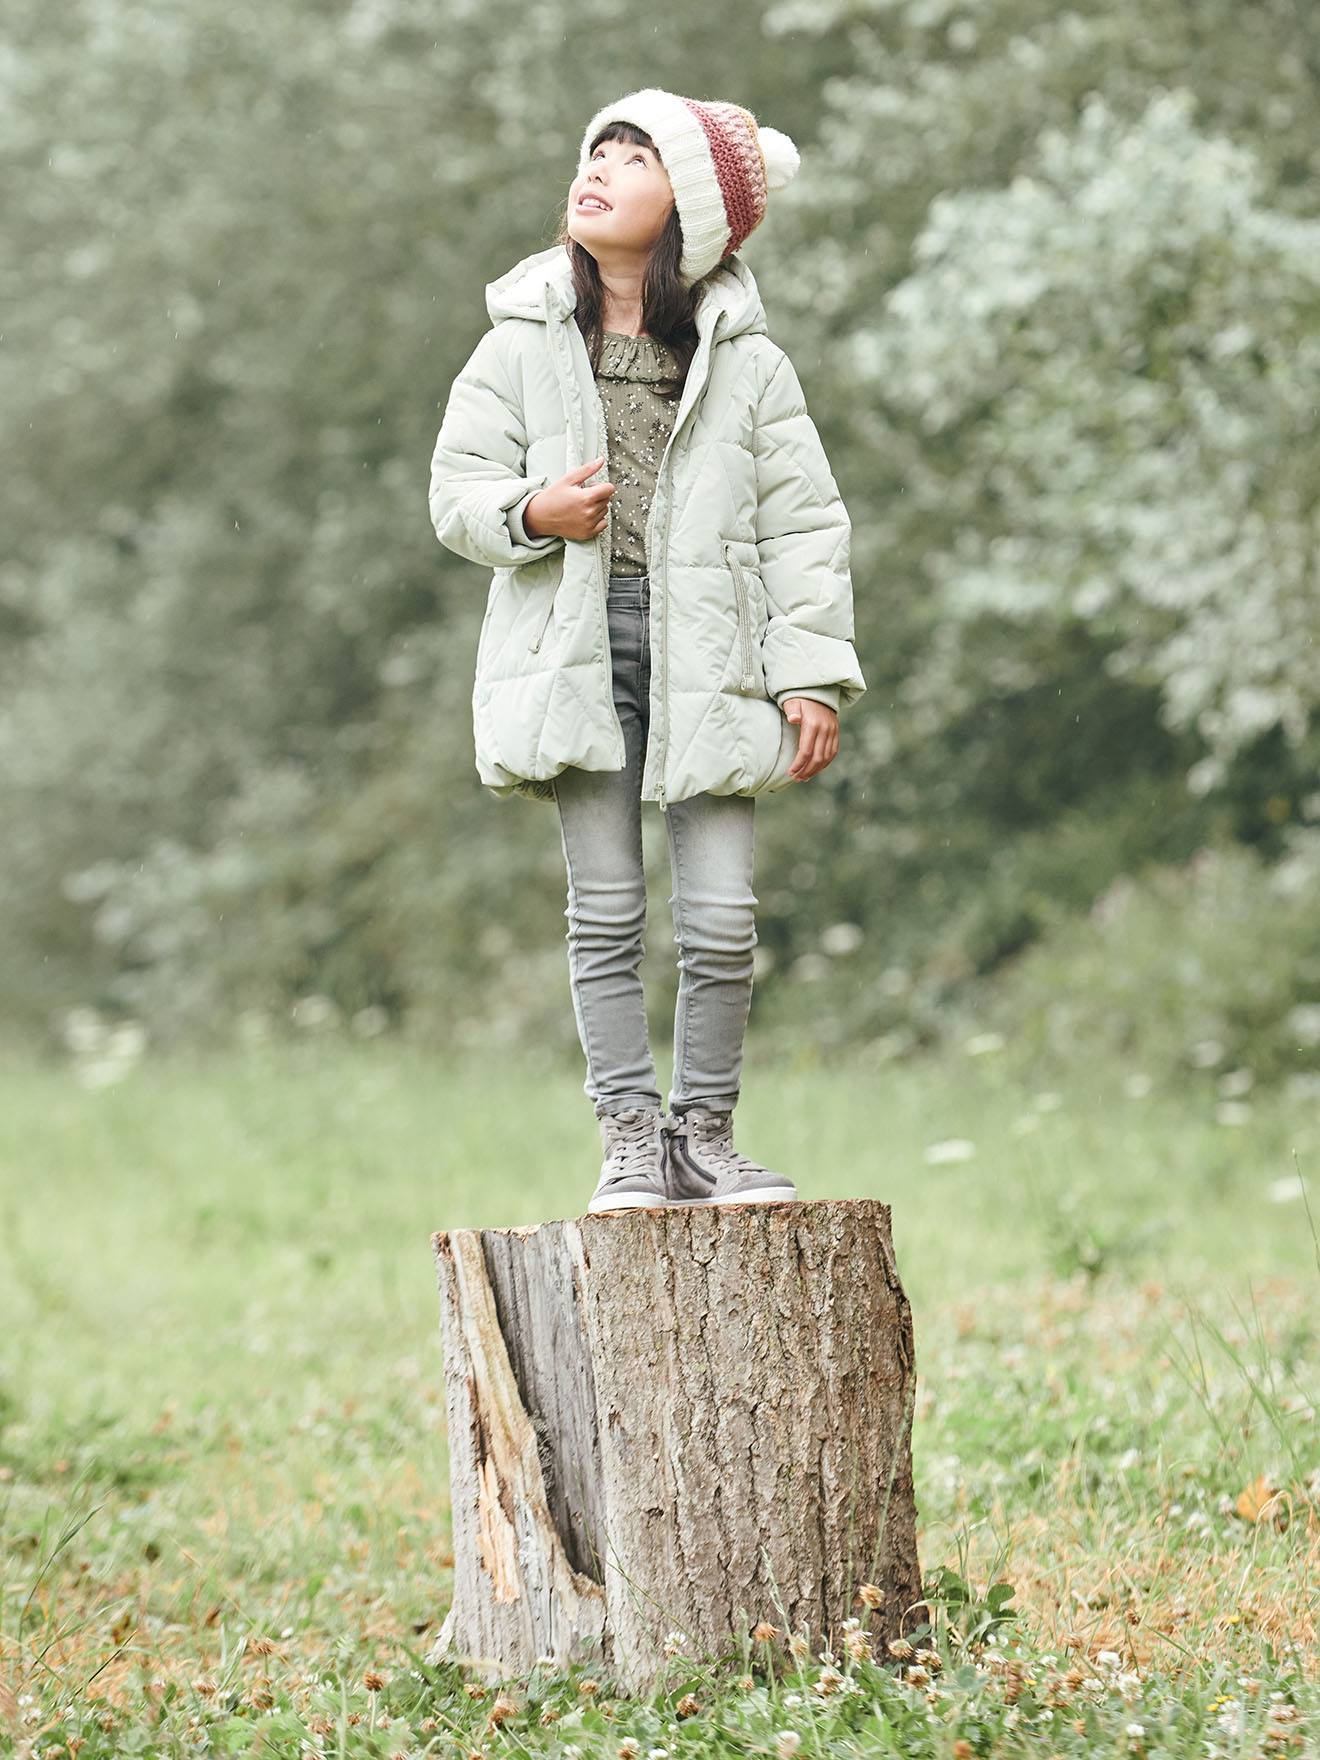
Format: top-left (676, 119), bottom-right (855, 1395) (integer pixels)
top-left (427, 243), bottom-right (866, 810)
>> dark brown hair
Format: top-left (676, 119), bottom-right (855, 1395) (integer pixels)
top-left (554, 120), bottom-right (702, 401)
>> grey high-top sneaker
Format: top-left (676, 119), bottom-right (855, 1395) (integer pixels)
top-left (661, 1107), bottom-right (798, 1205)
top-left (586, 1106), bottom-right (669, 1215)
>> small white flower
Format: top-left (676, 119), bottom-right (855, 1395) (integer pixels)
top-left (59, 1005), bottom-right (106, 1053)
top-left (106, 1021), bottom-right (147, 1060)
top-left (75, 1057), bottom-right (132, 1090)
top-left (1126, 1721), bottom-right (1145, 1739)
top-left (821, 922), bottom-right (864, 956)
top-left (1218, 1066), bottom-right (1254, 1097)
top-left (291, 992), bottom-right (339, 1030)
top-left (1269, 1175), bottom-right (1306, 1204)
top-left (922, 1137), bottom-right (976, 1165)
top-left (1187, 755), bottom-right (1226, 796)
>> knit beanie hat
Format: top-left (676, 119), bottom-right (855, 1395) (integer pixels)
top-left (576, 88), bottom-right (801, 285)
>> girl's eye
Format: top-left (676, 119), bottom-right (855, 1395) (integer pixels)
top-left (592, 150), bottom-right (646, 164)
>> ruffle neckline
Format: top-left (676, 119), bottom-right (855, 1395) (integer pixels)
top-left (598, 329), bottom-right (681, 384)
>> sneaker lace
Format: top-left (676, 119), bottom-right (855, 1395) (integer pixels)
top-left (686, 1109), bottom-right (769, 1179)
top-left (602, 1107), bottom-right (661, 1181)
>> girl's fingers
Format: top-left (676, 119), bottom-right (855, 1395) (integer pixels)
top-left (789, 715), bottom-right (840, 778)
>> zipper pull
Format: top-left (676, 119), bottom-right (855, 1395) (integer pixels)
top-left (528, 592), bottom-right (557, 652)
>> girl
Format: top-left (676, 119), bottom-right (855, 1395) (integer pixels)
top-left (428, 89), bottom-right (866, 1218)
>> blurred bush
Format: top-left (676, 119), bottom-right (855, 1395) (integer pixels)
top-left (967, 832), bottom-right (1320, 1092)
top-left (2, 0), bottom-right (1317, 1081)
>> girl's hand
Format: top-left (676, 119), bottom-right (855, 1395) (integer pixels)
top-left (782, 698), bottom-right (839, 781)
top-left (523, 457), bottom-right (615, 542)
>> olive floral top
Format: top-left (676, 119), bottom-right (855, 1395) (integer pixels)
top-left (593, 330), bottom-right (684, 577)
top-left (506, 329), bottom-right (841, 714)
top-left (506, 330), bottom-right (678, 574)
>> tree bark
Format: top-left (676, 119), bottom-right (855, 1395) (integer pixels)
top-left (429, 1199), bottom-right (922, 1696)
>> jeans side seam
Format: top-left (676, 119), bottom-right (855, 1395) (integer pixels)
top-left (667, 806), bottom-right (690, 1113)
top-left (557, 805), bottom-right (606, 1109)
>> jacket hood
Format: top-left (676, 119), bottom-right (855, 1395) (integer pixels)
top-left (484, 242), bottom-right (769, 342)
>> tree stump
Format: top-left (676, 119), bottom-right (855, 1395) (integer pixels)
top-left (429, 1199), bottom-right (921, 1696)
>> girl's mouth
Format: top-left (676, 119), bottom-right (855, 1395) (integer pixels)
top-left (576, 196), bottom-right (612, 213)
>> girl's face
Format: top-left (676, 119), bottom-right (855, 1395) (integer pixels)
top-left (567, 136), bottom-right (675, 260)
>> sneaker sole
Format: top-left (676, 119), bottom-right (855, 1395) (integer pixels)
top-left (667, 1188), bottom-right (797, 1206)
top-left (586, 1191), bottom-right (668, 1215)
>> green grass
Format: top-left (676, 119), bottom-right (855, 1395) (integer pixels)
top-left (1, 1033), bottom-right (1317, 1756)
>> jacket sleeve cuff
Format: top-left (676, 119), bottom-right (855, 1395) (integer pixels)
top-left (775, 684), bottom-right (841, 714)
top-left (506, 488), bottom-right (543, 549)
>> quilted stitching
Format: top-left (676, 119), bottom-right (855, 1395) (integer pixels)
top-left (430, 246), bottom-right (866, 805)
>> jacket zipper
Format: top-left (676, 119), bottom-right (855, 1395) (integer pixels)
top-left (724, 543), bottom-right (758, 693)
top-left (588, 373), bottom-right (616, 687)
top-left (646, 325), bottom-right (722, 812)
top-left (649, 474), bottom-right (671, 813)
top-left (550, 298), bottom-right (719, 812)
top-left (588, 371), bottom-right (633, 785)
top-left (545, 308), bottom-right (627, 770)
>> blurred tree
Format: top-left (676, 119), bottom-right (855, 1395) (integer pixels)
top-left (747, 0), bottom-right (1320, 1042)
top-left (1, 0), bottom-right (1316, 1067)
top-left (869, 90), bottom-right (1320, 775)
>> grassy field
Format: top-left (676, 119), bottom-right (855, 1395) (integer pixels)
top-left (1, 1034), bottom-right (1316, 1757)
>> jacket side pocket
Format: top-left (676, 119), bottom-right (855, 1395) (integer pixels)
top-left (526, 555), bottom-right (565, 652)
top-left (723, 541), bottom-right (761, 695)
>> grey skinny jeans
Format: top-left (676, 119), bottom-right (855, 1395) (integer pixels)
top-left (551, 572), bottom-right (758, 1122)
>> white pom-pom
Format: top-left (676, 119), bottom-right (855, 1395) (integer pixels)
top-left (757, 125), bottom-right (800, 192)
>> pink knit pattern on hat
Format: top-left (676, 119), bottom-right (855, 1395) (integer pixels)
top-left (678, 97), bottom-right (768, 260)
